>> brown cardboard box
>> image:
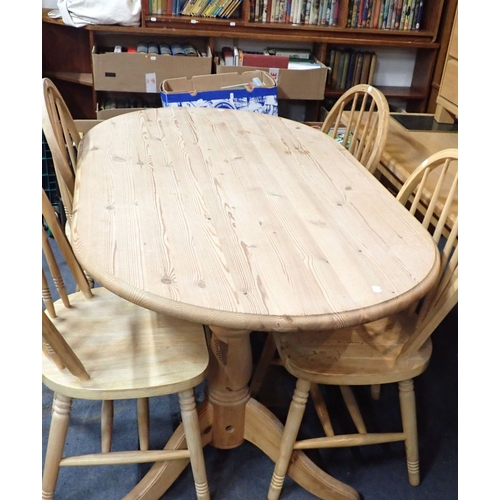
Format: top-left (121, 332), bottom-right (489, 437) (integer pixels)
top-left (216, 59), bottom-right (328, 100)
top-left (92, 45), bottom-right (213, 93)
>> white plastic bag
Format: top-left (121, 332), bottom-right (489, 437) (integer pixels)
top-left (48, 0), bottom-right (141, 28)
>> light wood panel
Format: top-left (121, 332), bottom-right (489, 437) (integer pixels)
top-left (435, 9), bottom-right (458, 123)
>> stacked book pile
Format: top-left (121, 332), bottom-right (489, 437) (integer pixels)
top-left (327, 49), bottom-right (377, 90)
top-left (346, 0), bottom-right (425, 30)
top-left (250, 0), bottom-right (339, 25)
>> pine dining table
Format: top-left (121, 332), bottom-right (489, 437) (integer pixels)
top-left (71, 106), bottom-right (440, 500)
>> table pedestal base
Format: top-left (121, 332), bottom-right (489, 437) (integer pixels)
top-left (123, 398), bottom-right (359, 500)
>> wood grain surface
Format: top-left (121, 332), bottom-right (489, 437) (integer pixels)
top-left (72, 107), bottom-right (439, 332)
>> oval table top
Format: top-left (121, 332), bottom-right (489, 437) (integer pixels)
top-left (72, 107), bottom-right (439, 333)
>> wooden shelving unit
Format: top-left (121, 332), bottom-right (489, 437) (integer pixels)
top-left (42, 0), bottom-right (451, 119)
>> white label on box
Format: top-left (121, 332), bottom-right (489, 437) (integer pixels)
top-left (145, 73), bottom-right (157, 93)
top-left (268, 68), bottom-right (280, 81)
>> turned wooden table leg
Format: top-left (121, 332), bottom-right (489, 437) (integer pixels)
top-left (206, 326), bottom-right (253, 449)
top-left (122, 326), bottom-right (360, 500)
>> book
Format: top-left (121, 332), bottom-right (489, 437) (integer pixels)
top-left (332, 0), bottom-right (339, 25)
top-left (406, 0), bottom-right (415, 30)
top-left (324, 0), bottom-right (333, 26)
top-left (269, 47), bottom-right (312, 59)
top-left (381, 0), bottom-right (390, 28)
top-left (327, 48), bottom-right (337, 86)
top-left (414, 0), bottom-right (424, 29)
top-left (288, 60), bottom-right (323, 69)
top-left (309, 0), bottom-right (320, 24)
top-left (407, 0), bottom-right (417, 30)
top-left (386, 0), bottom-right (395, 29)
top-left (221, 46), bottom-right (235, 65)
top-left (352, 51), bottom-right (364, 85)
top-left (345, 50), bottom-right (357, 88)
top-left (339, 50), bottom-right (352, 89)
top-left (361, 0), bottom-right (371, 27)
top-left (377, 0), bottom-right (386, 27)
top-left (336, 51), bottom-right (347, 89)
top-left (359, 51), bottom-right (372, 83)
top-left (371, 0), bottom-right (381, 27)
top-left (352, 0), bottom-right (361, 27)
top-left (303, 0), bottom-right (310, 22)
top-left (170, 43), bottom-right (185, 55)
top-left (367, 51), bottom-right (377, 84)
top-left (241, 53), bottom-right (290, 68)
top-left (346, 0), bottom-right (355, 28)
top-left (331, 49), bottom-right (342, 88)
top-left (262, 0), bottom-right (270, 21)
top-left (393, 0), bottom-right (403, 29)
top-left (401, 0), bottom-right (411, 30)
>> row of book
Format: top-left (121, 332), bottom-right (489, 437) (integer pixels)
top-left (181, 0), bottom-right (243, 17)
top-left (326, 49), bottom-right (377, 90)
top-left (148, 0), bottom-right (425, 30)
top-left (95, 42), bottom-right (204, 57)
top-left (148, 0), bottom-right (168, 14)
top-left (99, 97), bottom-right (160, 110)
top-left (347, 0), bottom-right (425, 30)
top-left (250, 0), bottom-right (340, 25)
top-left (148, 0), bottom-right (192, 15)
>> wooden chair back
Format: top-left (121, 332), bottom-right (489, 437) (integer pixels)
top-left (42, 188), bottom-right (92, 313)
top-left (320, 84), bottom-right (390, 174)
top-left (42, 78), bottom-right (81, 219)
top-left (42, 188), bottom-right (94, 380)
top-left (396, 148), bottom-right (459, 359)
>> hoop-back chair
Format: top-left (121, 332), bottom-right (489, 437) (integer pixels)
top-left (42, 77), bottom-right (154, 452)
top-left (41, 78), bottom-right (80, 222)
top-left (42, 188), bottom-right (211, 500)
top-left (266, 149), bottom-right (458, 500)
top-left (320, 83), bottom-right (390, 175)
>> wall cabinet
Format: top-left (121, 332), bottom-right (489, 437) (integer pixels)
top-left (42, 0), bottom-right (449, 120)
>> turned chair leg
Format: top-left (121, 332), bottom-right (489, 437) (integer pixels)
top-left (178, 390), bottom-right (210, 500)
top-left (42, 393), bottom-right (72, 500)
top-left (399, 379), bottom-right (420, 486)
top-left (101, 400), bottom-right (113, 452)
top-left (268, 379), bottom-right (311, 500)
top-left (137, 398), bottom-right (150, 451)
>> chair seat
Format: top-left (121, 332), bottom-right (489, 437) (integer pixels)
top-left (273, 311), bottom-right (433, 386)
top-left (43, 287), bottom-right (209, 400)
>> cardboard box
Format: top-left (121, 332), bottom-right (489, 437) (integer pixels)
top-left (92, 45), bottom-right (213, 93)
top-left (216, 59), bottom-right (328, 100)
top-left (160, 70), bottom-right (278, 116)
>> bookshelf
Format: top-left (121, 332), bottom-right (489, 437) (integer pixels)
top-left (42, 0), bottom-right (451, 119)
